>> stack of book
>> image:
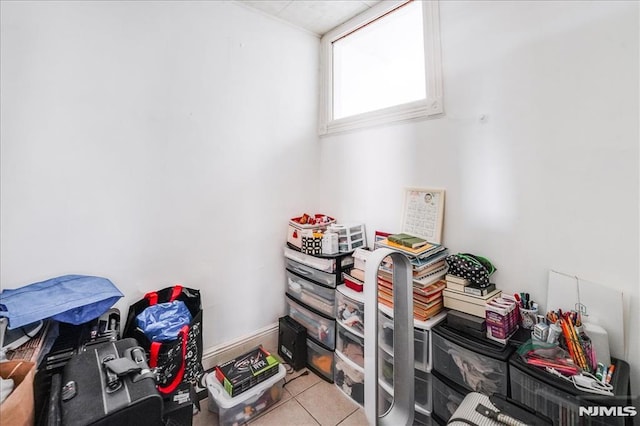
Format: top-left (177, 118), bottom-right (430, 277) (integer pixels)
top-left (443, 274), bottom-right (501, 318)
top-left (374, 233), bottom-right (449, 321)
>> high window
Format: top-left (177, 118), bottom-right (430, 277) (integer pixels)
top-left (319, 0), bottom-right (443, 135)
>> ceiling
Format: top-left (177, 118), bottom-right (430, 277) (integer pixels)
top-left (237, 0), bottom-right (382, 36)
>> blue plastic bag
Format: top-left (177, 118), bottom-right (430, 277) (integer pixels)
top-left (135, 300), bottom-right (192, 343)
top-left (0, 275), bottom-right (123, 329)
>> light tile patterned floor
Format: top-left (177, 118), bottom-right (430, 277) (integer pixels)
top-left (193, 368), bottom-right (367, 426)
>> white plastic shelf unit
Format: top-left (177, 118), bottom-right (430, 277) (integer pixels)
top-left (283, 244), bottom-right (354, 383)
top-left (334, 284), bottom-right (367, 406)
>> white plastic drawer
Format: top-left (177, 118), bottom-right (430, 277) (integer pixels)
top-left (336, 286), bottom-right (364, 335)
top-left (377, 313), bottom-right (431, 372)
top-left (285, 270), bottom-right (335, 317)
top-left (306, 338), bottom-right (334, 382)
top-left (335, 323), bottom-right (364, 368)
top-left (284, 246), bottom-right (338, 272)
top-left (284, 246), bottom-right (353, 272)
top-left (334, 350), bottom-right (364, 406)
top-left (432, 330), bottom-right (508, 395)
top-left (285, 295), bottom-right (335, 349)
top-left (414, 369), bottom-right (433, 414)
top-left (378, 367), bottom-right (433, 420)
top-left (378, 348), bottom-right (394, 387)
top-left (378, 380), bottom-right (393, 417)
top-left (285, 257), bottom-right (340, 288)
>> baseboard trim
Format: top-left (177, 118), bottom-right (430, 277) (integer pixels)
top-left (201, 322), bottom-right (279, 371)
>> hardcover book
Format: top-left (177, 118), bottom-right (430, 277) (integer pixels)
top-left (445, 274), bottom-right (469, 285)
top-left (387, 233), bottom-right (429, 249)
top-left (445, 281), bottom-right (467, 292)
top-left (464, 283), bottom-right (497, 296)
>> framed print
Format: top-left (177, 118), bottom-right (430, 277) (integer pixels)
top-left (401, 187), bottom-right (445, 243)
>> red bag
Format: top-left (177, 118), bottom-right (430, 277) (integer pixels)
top-left (123, 285), bottom-right (204, 394)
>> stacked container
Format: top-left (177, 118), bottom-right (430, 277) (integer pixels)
top-left (283, 245), bottom-right (354, 382)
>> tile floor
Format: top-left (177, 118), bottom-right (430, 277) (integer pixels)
top-left (193, 368), bottom-right (368, 426)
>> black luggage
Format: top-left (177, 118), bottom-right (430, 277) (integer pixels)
top-left (60, 338), bottom-right (163, 426)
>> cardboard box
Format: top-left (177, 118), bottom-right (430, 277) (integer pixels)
top-left (0, 360), bottom-right (36, 426)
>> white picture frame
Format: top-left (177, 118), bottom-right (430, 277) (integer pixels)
top-left (401, 187), bottom-right (445, 243)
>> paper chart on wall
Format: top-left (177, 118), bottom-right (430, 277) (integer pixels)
top-left (401, 188), bottom-right (445, 244)
top-left (546, 270), bottom-right (625, 359)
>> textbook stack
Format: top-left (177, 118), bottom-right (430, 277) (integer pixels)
top-left (374, 233), bottom-right (449, 321)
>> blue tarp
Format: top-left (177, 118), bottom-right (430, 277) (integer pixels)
top-left (0, 275), bottom-right (123, 329)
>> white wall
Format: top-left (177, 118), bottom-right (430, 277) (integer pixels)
top-left (0, 1), bottom-right (320, 348)
top-left (319, 1), bottom-right (640, 391)
top-left (2, 0), bottom-right (638, 396)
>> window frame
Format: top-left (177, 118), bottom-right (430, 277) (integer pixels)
top-left (319, 0), bottom-right (443, 135)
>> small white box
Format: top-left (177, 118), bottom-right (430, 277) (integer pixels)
top-left (322, 232), bottom-right (339, 255)
top-left (207, 364), bottom-right (286, 426)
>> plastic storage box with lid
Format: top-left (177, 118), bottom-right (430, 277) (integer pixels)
top-left (336, 285), bottom-right (364, 335)
top-left (285, 270), bottom-right (336, 317)
top-left (285, 294), bottom-right (336, 349)
top-left (378, 306), bottom-right (447, 372)
top-left (206, 364), bottom-right (286, 426)
top-left (509, 354), bottom-right (632, 426)
top-left (284, 247), bottom-right (354, 289)
top-left (432, 322), bottom-right (514, 396)
top-left (327, 223), bottom-right (366, 253)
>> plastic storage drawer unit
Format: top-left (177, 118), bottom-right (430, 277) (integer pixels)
top-left (432, 323), bottom-right (513, 396)
top-left (509, 355), bottom-right (631, 426)
top-left (285, 270), bottom-right (336, 317)
top-left (206, 364), bottom-right (286, 426)
top-left (336, 285), bottom-right (365, 335)
top-left (285, 294), bottom-right (336, 349)
top-left (306, 337), bottom-right (334, 383)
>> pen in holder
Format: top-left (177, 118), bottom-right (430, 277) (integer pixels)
top-left (519, 306), bottom-right (539, 330)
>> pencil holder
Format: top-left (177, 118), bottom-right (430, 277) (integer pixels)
top-left (519, 306), bottom-right (539, 330)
